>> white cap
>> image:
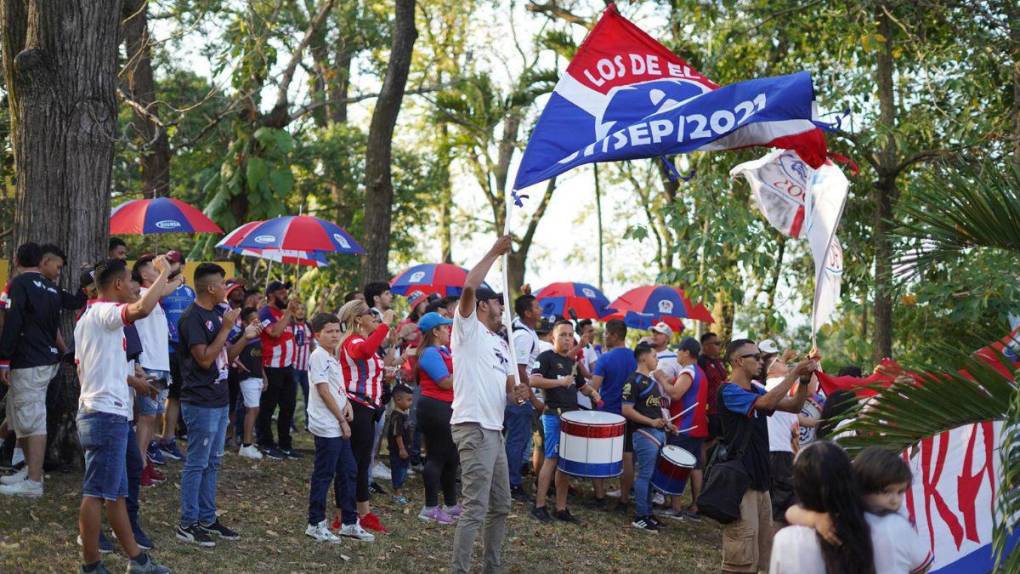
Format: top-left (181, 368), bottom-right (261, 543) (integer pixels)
top-left (650, 322), bottom-right (673, 337)
top-left (758, 339), bottom-right (781, 355)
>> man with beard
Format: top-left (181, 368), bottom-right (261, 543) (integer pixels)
top-left (256, 281), bottom-right (301, 460)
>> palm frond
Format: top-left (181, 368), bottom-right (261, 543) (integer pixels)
top-left (894, 160), bottom-right (1020, 275)
top-left (994, 388), bottom-right (1020, 572)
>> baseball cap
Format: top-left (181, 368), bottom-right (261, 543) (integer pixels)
top-left (265, 280), bottom-right (292, 296)
top-left (418, 311), bottom-right (452, 333)
top-left (650, 321), bottom-right (673, 338)
top-left (406, 289), bottom-right (428, 309)
top-left (225, 279), bottom-right (245, 299)
top-left (759, 339), bottom-right (781, 355)
top-left (475, 287), bottom-right (503, 304)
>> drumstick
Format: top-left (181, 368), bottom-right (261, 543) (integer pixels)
top-left (669, 403), bottom-right (697, 422)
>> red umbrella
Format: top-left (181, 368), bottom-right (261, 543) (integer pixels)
top-left (110, 197), bottom-right (222, 234)
top-left (390, 263), bottom-right (490, 297)
top-left (607, 285), bottom-right (714, 331)
top-left (217, 221), bottom-right (329, 267)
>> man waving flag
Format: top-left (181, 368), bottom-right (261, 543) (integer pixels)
top-left (513, 3), bottom-right (830, 194)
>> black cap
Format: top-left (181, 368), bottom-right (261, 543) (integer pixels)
top-left (475, 287), bottom-right (503, 303)
top-left (535, 316), bottom-right (555, 335)
top-left (79, 265), bottom-right (96, 290)
top-left (265, 280), bottom-right (292, 296)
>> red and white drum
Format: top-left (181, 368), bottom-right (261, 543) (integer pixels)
top-left (651, 445), bottom-right (697, 495)
top-left (557, 410), bottom-right (626, 478)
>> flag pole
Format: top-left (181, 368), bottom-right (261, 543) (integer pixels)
top-left (502, 192), bottom-right (524, 399)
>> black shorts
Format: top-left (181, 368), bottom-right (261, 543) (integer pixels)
top-left (707, 414), bottom-right (723, 439)
top-left (624, 424), bottom-right (634, 453)
top-left (769, 451), bottom-right (796, 521)
top-left (168, 349), bottom-right (183, 400)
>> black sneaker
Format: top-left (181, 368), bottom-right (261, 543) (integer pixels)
top-left (199, 518), bottom-right (240, 540)
top-left (530, 505), bottom-right (553, 523)
top-left (631, 515), bottom-right (659, 533)
top-left (260, 446), bottom-right (285, 460)
top-left (554, 508), bottom-right (581, 525)
top-left (510, 485), bottom-right (531, 503)
top-left (369, 481), bottom-right (386, 495)
top-left (281, 448), bottom-right (303, 460)
top-left (176, 523), bottom-right (215, 547)
top-left (647, 514), bottom-right (662, 528)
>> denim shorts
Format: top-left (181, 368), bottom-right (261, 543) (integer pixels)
top-left (138, 369), bottom-right (170, 416)
top-left (77, 410), bottom-right (130, 501)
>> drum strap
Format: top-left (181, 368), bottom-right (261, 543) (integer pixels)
top-left (634, 428), bottom-right (663, 449)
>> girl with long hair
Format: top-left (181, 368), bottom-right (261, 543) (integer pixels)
top-left (770, 441), bottom-right (876, 574)
top-left (335, 299), bottom-right (395, 534)
top-left (413, 312), bottom-right (460, 524)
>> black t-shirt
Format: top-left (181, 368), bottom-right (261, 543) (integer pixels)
top-left (125, 324), bottom-right (143, 363)
top-left (234, 335), bottom-right (263, 379)
top-left (717, 381), bottom-right (772, 491)
top-left (178, 303), bottom-right (229, 407)
top-left (0, 272), bottom-right (86, 368)
top-left (386, 410), bottom-right (412, 453)
top-left (532, 349), bottom-right (584, 411)
top-left (621, 372), bottom-right (664, 429)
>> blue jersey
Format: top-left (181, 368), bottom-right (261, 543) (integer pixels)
top-left (593, 346), bottom-right (638, 415)
top-left (163, 284), bottom-right (196, 350)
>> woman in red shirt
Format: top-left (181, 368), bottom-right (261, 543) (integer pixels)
top-left (413, 312), bottom-right (459, 524)
top-left (336, 299), bottom-right (393, 533)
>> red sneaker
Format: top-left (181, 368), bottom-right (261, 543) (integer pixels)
top-left (330, 512), bottom-right (342, 531)
top-left (140, 464), bottom-right (157, 488)
top-left (147, 462), bottom-right (166, 482)
top-left (360, 512), bottom-right (388, 534)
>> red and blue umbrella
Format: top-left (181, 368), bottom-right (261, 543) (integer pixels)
top-left (232, 215), bottom-right (363, 254)
top-left (217, 220), bottom-right (333, 267)
top-left (390, 263), bottom-right (490, 297)
top-left (607, 285), bottom-right (714, 331)
top-left (110, 197), bottom-right (223, 234)
top-left (534, 282), bottom-right (615, 319)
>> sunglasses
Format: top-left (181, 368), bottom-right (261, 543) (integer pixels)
top-left (740, 352), bottom-right (762, 361)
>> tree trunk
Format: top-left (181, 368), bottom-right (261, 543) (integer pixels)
top-left (122, 0), bottom-right (170, 198)
top-left (438, 123), bottom-right (453, 263)
top-left (361, 0), bottom-right (417, 281)
top-left (872, 3), bottom-right (897, 361)
top-left (594, 162), bottom-right (604, 290)
top-left (2, 0), bottom-right (125, 467)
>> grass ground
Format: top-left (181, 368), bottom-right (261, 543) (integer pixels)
top-left (0, 428), bottom-right (722, 573)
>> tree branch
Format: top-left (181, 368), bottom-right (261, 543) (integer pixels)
top-left (526, 1), bottom-right (589, 26)
top-left (273, 0), bottom-right (337, 112)
top-left (519, 177), bottom-right (557, 251)
top-left (290, 81), bottom-right (458, 122)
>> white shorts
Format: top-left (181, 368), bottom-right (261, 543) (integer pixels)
top-left (6, 364), bottom-right (59, 437)
top-left (240, 378), bottom-right (263, 409)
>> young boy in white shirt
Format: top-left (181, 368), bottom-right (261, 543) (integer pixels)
top-left (305, 312), bottom-right (374, 544)
top-left (76, 257), bottom-right (177, 574)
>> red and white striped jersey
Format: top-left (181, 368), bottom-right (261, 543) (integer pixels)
top-left (259, 305), bottom-right (294, 368)
top-left (339, 324), bottom-right (389, 408)
top-left (291, 321), bottom-right (313, 372)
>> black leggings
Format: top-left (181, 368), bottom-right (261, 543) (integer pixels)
top-left (417, 395), bottom-right (459, 507)
top-left (350, 401), bottom-right (378, 503)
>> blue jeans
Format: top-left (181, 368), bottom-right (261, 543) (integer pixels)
top-left (126, 423), bottom-right (143, 525)
top-left (179, 404), bottom-right (228, 527)
top-left (633, 428), bottom-right (665, 517)
top-left (389, 452), bottom-right (409, 490)
top-left (503, 403), bottom-right (533, 489)
top-left (308, 435), bottom-right (358, 526)
top-left (77, 410), bottom-right (129, 501)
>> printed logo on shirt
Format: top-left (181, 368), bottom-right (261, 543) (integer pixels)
top-left (205, 320), bottom-right (215, 332)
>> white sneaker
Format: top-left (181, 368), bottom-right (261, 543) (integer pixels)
top-left (1, 466), bottom-right (27, 485)
top-left (0, 478), bottom-right (42, 498)
top-left (238, 445), bottom-right (263, 460)
top-left (339, 521), bottom-right (376, 542)
top-left (305, 521), bottom-right (341, 544)
top-left (652, 492), bottom-right (666, 506)
top-left (606, 489), bottom-right (622, 499)
top-left (11, 447), bottom-right (24, 467)
top-left (371, 462), bottom-right (391, 481)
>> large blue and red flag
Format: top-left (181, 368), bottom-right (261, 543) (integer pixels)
top-left (513, 4), bottom-right (829, 193)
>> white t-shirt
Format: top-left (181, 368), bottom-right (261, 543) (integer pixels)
top-left (306, 347), bottom-right (349, 438)
top-left (451, 309), bottom-right (513, 431)
top-left (655, 350), bottom-right (683, 382)
top-left (770, 512), bottom-right (933, 574)
top-left (766, 376), bottom-right (798, 453)
top-left (75, 301), bottom-right (132, 418)
top-left (511, 318), bottom-right (541, 369)
top-left (135, 287), bottom-right (170, 371)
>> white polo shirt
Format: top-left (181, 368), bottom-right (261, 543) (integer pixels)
top-left (306, 346), bottom-right (349, 438)
top-left (451, 309), bottom-right (513, 431)
top-left (74, 301), bottom-right (133, 419)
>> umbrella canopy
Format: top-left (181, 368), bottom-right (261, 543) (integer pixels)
top-left (390, 263), bottom-right (490, 297)
top-left (607, 285), bottom-right (714, 331)
top-left (534, 282), bottom-right (615, 319)
top-left (233, 215), bottom-right (363, 254)
top-left (110, 197), bottom-right (223, 234)
top-left (217, 221), bottom-right (330, 267)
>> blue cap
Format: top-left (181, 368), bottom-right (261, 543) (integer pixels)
top-left (418, 311), bottom-right (452, 333)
